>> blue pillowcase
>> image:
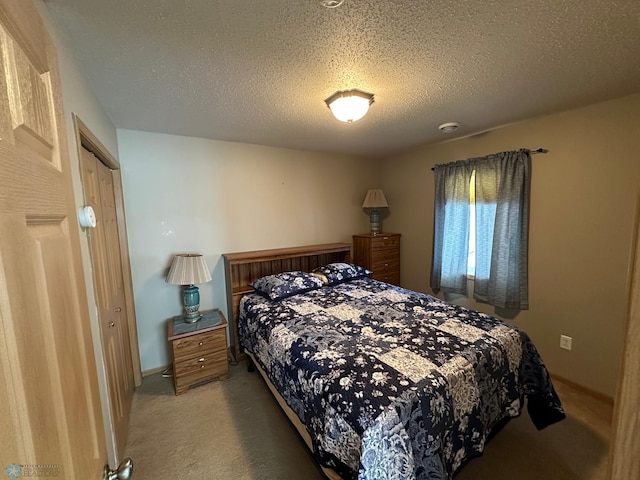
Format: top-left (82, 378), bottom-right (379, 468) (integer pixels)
top-left (313, 263), bottom-right (372, 285)
top-left (250, 271), bottom-right (324, 300)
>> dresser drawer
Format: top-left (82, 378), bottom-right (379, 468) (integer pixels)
top-left (353, 233), bottom-right (401, 287)
top-left (372, 271), bottom-right (400, 285)
top-left (172, 329), bottom-right (226, 363)
top-left (371, 250), bottom-right (399, 265)
top-left (370, 235), bottom-right (400, 251)
top-left (371, 259), bottom-right (400, 274)
top-left (371, 256), bottom-right (400, 285)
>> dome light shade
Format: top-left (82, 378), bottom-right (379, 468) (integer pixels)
top-left (324, 89), bottom-right (374, 123)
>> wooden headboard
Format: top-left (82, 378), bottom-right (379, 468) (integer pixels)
top-left (222, 242), bottom-right (352, 362)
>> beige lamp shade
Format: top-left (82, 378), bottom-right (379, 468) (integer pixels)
top-left (362, 189), bottom-right (389, 209)
top-left (166, 254), bottom-right (212, 285)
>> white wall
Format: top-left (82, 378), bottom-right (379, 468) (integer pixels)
top-left (117, 130), bottom-right (378, 372)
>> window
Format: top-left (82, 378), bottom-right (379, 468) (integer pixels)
top-left (430, 149), bottom-right (530, 310)
top-left (467, 169), bottom-right (476, 278)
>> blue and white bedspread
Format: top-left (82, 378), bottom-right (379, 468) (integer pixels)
top-left (239, 278), bottom-right (565, 480)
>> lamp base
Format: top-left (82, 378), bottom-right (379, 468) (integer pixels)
top-left (183, 312), bottom-right (202, 323)
top-left (369, 209), bottom-right (381, 235)
top-left (183, 284), bottom-right (201, 323)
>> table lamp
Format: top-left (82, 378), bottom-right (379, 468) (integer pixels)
top-left (166, 254), bottom-right (212, 323)
top-left (362, 189), bottom-right (389, 235)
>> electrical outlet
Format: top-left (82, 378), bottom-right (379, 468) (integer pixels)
top-left (560, 335), bottom-right (572, 351)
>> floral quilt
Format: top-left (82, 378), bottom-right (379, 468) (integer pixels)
top-left (239, 278), bottom-right (565, 479)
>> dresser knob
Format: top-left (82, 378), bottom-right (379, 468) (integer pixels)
top-left (198, 357), bottom-right (205, 362)
top-left (198, 341), bottom-right (203, 346)
top-left (107, 322), bottom-right (115, 328)
top-left (115, 307), bottom-right (122, 312)
top-left (200, 364), bottom-right (205, 369)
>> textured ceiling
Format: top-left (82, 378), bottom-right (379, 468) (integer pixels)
top-left (44, 0), bottom-right (640, 158)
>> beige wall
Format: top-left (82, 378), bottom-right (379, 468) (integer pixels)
top-left (117, 129), bottom-right (377, 371)
top-left (380, 93), bottom-right (640, 397)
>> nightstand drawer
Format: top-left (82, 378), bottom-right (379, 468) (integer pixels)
top-left (174, 353), bottom-right (229, 394)
top-left (174, 350), bottom-right (228, 378)
top-left (168, 309), bottom-right (230, 395)
top-left (172, 329), bottom-right (226, 362)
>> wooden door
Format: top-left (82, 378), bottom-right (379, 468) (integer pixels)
top-left (608, 198), bottom-right (640, 479)
top-left (80, 146), bottom-right (135, 460)
top-left (0, 0), bottom-right (107, 478)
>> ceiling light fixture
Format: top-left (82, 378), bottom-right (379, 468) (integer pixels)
top-left (438, 122), bottom-right (460, 133)
top-left (325, 89), bottom-right (375, 123)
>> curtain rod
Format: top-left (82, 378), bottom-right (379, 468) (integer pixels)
top-left (431, 148), bottom-right (547, 171)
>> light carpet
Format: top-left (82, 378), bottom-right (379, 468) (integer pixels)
top-left (125, 363), bottom-right (612, 479)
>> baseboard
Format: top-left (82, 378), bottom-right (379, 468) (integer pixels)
top-left (550, 373), bottom-right (614, 405)
top-left (142, 364), bottom-right (171, 377)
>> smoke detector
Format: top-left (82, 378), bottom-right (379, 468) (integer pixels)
top-left (320, 0), bottom-right (345, 8)
top-left (438, 122), bottom-right (460, 133)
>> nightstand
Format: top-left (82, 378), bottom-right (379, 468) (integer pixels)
top-left (167, 309), bottom-right (230, 395)
top-left (353, 233), bottom-right (401, 286)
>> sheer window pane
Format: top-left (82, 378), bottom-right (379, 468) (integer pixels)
top-left (468, 170), bottom-right (476, 277)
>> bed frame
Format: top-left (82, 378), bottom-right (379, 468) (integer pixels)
top-left (222, 242), bottom-right (351, 362)
top-left (222, 243), bottom-right (351, 480)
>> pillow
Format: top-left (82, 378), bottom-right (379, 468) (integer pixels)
top-left (250, 271), bottom-right (324, 300)
top-left (310, 272), bottom-right (329, 284)
top-left (313, 262), bottom-right (372, 285)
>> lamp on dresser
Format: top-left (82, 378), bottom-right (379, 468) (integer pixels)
top-left (362, 189), bottom-right (389, 235)
top-left (166, 254), bottom-right (211, 323)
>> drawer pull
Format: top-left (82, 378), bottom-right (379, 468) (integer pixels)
top-left (198, 357), bottom-right (205, 362)
top-left (200, 364), bottom-right (205, 369)
top-left (198, 342), bottom-right (203, 346)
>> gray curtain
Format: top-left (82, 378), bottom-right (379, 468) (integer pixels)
top-left (474, 149), bottom-right (530, 309)
top-left (431, 149), bottom-right (531, 309)
top-left (430, 160), bottom-right (473, 295)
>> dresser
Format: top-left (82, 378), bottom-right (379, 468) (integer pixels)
top-left (353, 233), bottom-right (401, 286)
top-left (167, 309), bottom-right (230, 395)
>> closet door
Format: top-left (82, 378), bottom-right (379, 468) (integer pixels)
top-left (80, 146), bottom-right (134, 460)
top-left (0, 0), bottom-right (107, 477)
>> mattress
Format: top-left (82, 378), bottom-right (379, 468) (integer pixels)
top-left (239, 277), bottom-right (565, 479)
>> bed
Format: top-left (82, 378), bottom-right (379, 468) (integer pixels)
top-left (222, 243), bottom-right (565, 480)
